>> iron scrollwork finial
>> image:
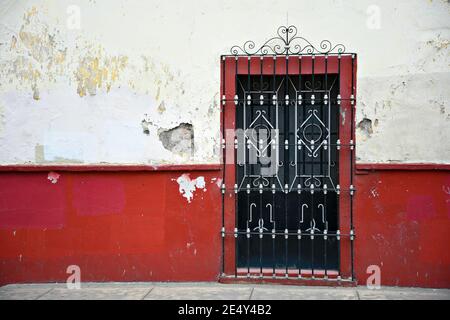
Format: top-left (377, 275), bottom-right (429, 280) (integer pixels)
top-left (230, 25), bottom-right (346, 56)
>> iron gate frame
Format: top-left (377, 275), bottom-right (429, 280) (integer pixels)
top-left (219, 26), bottom-right (357, 284)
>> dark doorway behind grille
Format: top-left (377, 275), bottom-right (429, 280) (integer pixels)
top-left (235, 74), bottom-right (340, 274)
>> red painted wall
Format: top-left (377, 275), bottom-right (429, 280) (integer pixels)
top-left (0, 169), bottom-right (223, 285)
top-left (354, 168), bottom-right (450, 288)
top-left (0, 167), bottom-right (449, 288)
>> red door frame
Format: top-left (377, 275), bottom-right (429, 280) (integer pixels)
top-left (220, 54), bottom-right (357, 283)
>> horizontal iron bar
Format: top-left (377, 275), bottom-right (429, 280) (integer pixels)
top-left (221, 98), bottom-right (356, 103)
top-left (223, 143), bottom-right (355, 147)
top-left (222, 187), bottom-right (355, 193)
top-left (224, 231), bottom-right (354, 237)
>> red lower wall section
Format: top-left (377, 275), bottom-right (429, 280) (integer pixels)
top-left (354, 168), bottom-right (450, 288)
top-left (0, 169), bottom-right (223, 285)
top-left (0, 166), bottom-right (449, 288)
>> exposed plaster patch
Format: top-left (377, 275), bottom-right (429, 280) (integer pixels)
top-left (75, 54), bottom-right (128, 97)
top-left (35, 144), bottom-right (45, 162)
top-left (158, 123), bottom-right (194, 156)
top-left (357, 118), bottom-right (373, 139)
top-left (141, 118), bottom-right (152, 135)
top-left (157, 101), bottom-right (166, 114)
top-left (175, 174), bottom-right (206, 203)
top-left (211, 177), bottom-right (223, 188)
top-left (47, 171), bottom-right (60, 184)
top-left (1, 7), bottom-right (67, 99)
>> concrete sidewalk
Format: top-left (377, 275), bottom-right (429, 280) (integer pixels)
top-left (0, 282), bottom-right (449, 300)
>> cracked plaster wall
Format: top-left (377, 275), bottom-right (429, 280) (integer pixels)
top-left (0, 0), bottom-right (448, 165)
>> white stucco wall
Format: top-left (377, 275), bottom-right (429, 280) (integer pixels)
top-left (0, 0), bottom-right (448, 165)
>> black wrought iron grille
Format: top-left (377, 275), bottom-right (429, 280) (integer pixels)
top-left (220, 26), bottom-right (356, 282)
top-left (235, 73), bottom-right (340, 275)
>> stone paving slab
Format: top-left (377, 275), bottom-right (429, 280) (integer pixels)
top-left (0, 287), bottom-right (53, 300)
top-left (357, 287), bottom-right (450, 300)
top-left (145, 286), bottom-right (252, 300)
top-left (0, 282), bottom-right (449, 300)
top-left (250, 287), bottom-right (358, 300)
top-left (40, 287), bottom-right (151, 300)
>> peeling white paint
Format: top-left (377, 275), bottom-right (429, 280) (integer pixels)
top-left (47, 171), bottom-right (60, 184)
top-left (0, 0), bottom-right (448, 165)
top-left (176, 174), bottom-right (206, 203)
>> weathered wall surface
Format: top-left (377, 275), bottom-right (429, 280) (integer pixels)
top-left (0, 169), bottom-right (223, 285)
top-left (355, 169), bottom-right (450, 288)
top-left (0, 0), bottom-right (449, 165)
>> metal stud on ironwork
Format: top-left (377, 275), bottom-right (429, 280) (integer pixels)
top-left (259, 227), bottom-right (263, 239)
top-left (310, 184), bottom-right (314, 194)
top-left (324, 229), bottom-right (328, 240)
top-left (272, 229), bottom-right (276, 239)
top-left (222, 94), bottom-right (226, 106)
top-left (351, 94), bottom-right (355, 106)
top-left (247, 94), bottom-right (251, 105)
top-left (350, 140), bottom-right (354, 150)
top-left (324, 94), bottom-right (328, 105)
top-left (221, 227), bottom-right (225, 238)
top-left (337, 230), bottom-right (341, 241)
top-left (323, 139), bottom-right (328, 150)
top-left (298, 139), bottom-right (302, 150)
top-left (350, 229), bottom-right (355, 241)
top-left (234, 94), bottom-right (238, 106)
top-left (246, 184), bottom-right (251, 194)
top-left (336, 184), bottom-right (341, 195)
top-left (234, 227), bottom-right (238, 238)
top-left (284, 228), bottom-right (289, 239)
top-left (298, 94), bottom-right (302, 105)
top-left (323, 184), bottom-right (328, 195)
top-left (311, 94), bottom-right (315, 105)
top-left (221, 138), bottom-right (225, 149)
top-left (234, 184), bottom-right (238, 194)
top-left (259, 184), bottom-right (263, 194)
top-left (260, 94), bottom-right (264, 105)
top-left (272, 94), bottom-right (277, 106)
top-left (221, 183), bottom-right (226, 194)
top-left (297, 229), bottom-right (302, 240)
top-left (336, 139), bottom-right (341, 151)
top-left (310, 229), bottom-right (314, 240)
top-left (234, 138), bottom-right (238, 149)
top-left (310, 139), bottom-right (315, 150)
top-left (272, 184), bottom-right (276, 194)
top-left (297, 184), bottom-right (301, 194)
top-left (284, 184), bottom-right (289, 194)
top-left (246, 139), bottom-right (251, 150)
top-left (246, 227), bottom-right (250, 239)
top-left (337, 94), bottom-right (341, 105)
top-left (350, 185), bottom-right (355, 196)
top-left (285, 95), bottom-right (289, 106)
top-left (285, 139), bottom-right (289, 150)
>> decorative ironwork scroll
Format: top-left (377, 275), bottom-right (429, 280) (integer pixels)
top-left (230, 25), bottom-right (346, 56)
